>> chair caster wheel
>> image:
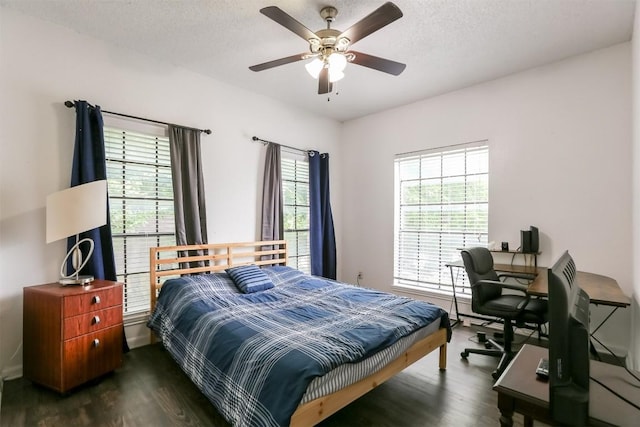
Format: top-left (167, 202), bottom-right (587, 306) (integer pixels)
top-left (461, 351), bottom-right (469, 358)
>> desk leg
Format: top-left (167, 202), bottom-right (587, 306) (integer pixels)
top-left (497, 393), bottom-right (515, 427)
top-left (523, 416), bottom-right (533, 427)
top-left (448, 265), bottom-right (462, 326)
top-left (591, 305), bottom-right (618, 336)
top-left (590, 305), bottom-right (619, 360)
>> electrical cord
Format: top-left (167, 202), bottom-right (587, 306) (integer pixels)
top-left (512, 326), bottom-right (537, 345)
top-left (591, 334), bottom-right (640, 384)
top-left (586, 333), bottom-right (640, 412)
top-left (466, 323), bottom-right (537, 347)
top-left (467, 334), bottom-right (481, 344)
top-left (590, 376), bottom-right (640, 411)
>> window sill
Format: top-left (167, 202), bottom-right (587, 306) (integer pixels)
top-left (392, 283), bottom-right (471, 302)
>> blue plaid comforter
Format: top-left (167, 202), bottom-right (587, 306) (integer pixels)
top-left (147, 266), bottom-right (450, 427)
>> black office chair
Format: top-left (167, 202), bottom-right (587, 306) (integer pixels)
top-left (460, 247), bottom-right (548, 379)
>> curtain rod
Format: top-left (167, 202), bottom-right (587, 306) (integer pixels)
top-left (64, 100), bottom-right (212, 135)
top-left (251, 136), bottom-right (311, 155)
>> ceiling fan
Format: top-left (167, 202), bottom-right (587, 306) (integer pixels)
top-left (249, 2), bottom-right (406, 95)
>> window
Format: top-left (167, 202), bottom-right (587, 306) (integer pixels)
top-left (104, 127), bottom-right (176, 316)
top-left (281, 152), bottom-right (310, 273)
top-left (393, 141), bottom-right (489, 296)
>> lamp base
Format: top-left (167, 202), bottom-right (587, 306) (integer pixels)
top-left (59, 275), bottom-right (94, 286)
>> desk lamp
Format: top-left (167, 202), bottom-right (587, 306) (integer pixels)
top-left (46, 180), bottom-right (107, 285)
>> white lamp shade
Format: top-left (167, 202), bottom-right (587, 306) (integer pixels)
top-left (328, 53), bottom-right (347, 72)
top-left (46, 180), bottom-right (108, 243)
top-left (329, 69), bottom-right (345, 83)
top-left (305, 58), bottom-right (324, 79)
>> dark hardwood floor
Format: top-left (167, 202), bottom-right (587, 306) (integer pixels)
top-left (1, 325), bottom-right (544, 427)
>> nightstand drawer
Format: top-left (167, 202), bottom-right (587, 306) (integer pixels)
top-left (62, 325), bottom-right (123, 392)
top-left (63, 285), bottom-right (122, 317)
top-left (63, 306), bottom-right (123, 339)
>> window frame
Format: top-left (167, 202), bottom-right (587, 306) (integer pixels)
top-left (393, 140), bottom-right (489, 297)
top-left (103, 122), bottom-right (176, 321)
top-left (281, 149), bottom-right (311, 273)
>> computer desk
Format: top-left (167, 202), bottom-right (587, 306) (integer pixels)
top-left (493, 344), bottom-right (640, 427)
top-left (446, 261), bottom-right (631, 340)
top-left (522, 265), bottom-right (630, 358)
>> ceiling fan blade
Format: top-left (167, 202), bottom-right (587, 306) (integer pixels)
top-left (260, 6), bottom-right (320, 43)
top-left (318, 67), bottom-right (332, 94)
top-left (338, 2), bottom-right (403, 46)
top-left (349, 51), bottom-right (406, 76)
top-left (249, 53), bottom-right (307, 72)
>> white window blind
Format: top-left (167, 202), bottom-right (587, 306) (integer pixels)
top-left (282, 153), bottom-right (311, 273)
top-left (104, 127), bottom-right (176, 315)
top-left (393, 141), bottom-right (489, 295)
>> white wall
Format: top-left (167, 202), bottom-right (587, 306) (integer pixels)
top-left (630, 2), bottom-right (640, 370)
top-left (341, 43), bottom-right (633, 354)
top-left (0, 8), bottom-right (342, 379)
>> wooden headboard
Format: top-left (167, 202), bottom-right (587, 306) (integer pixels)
top-left (149, 240), bottom-right (287, 312)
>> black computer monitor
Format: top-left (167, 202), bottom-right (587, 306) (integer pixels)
top-left (548, 250), bottom-right (590, 426)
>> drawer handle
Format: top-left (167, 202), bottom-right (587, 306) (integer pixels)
top-left (92, 295), bottom-right (101, 304)
top-left (92, 315), bottom-right (101, 325)
top-left (93, 339), bottom-right (100, 348)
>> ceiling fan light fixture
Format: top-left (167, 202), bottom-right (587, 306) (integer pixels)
top-left (329, 69), bottom-right (344, 83)
top-left (335, 37), bottom-right (350, 50)
top-left (328, 52), bottom-right (347, 72)
top-left (305, 57), bottom-right (324, 79)
top-left (307, 54), bottom-right (347, 82)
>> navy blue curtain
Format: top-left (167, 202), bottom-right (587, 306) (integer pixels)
top-left (69, 101), bottom-right (127, 352)
top-left (309, 151), bottom-right (337, 279)
top-left (67, 101), bottom-right (117, 281)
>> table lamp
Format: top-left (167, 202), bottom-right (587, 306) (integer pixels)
top-left (46, 180), bottom-right (107, 285)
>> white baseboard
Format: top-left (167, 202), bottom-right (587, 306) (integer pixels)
top-left (124, 321), bottom-right (152, 350)
top-left (126, 333), bottom-right (152, 349)
top-left (1, 365), bottom-right (22, 381)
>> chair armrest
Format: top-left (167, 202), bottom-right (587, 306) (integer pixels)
top-left (516, 296), bottom-right (532, 311)
top-left (476, 280), bottom-right (533, 314)
top-left (497, 272), bottom-right (536, 281)
top-left (476, 279), bottom-right (528, 294)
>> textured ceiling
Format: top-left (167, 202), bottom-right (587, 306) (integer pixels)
top-left (1, 0), bottom-right (636, 121)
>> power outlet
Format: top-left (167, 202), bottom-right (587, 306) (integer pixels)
top-left (463, 318), bottom-right (471, 327)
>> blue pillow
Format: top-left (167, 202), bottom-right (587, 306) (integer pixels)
top-left (226, 265), bottom-right (274, 293)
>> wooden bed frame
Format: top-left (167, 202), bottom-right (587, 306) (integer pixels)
top-left (149, 240), bottom-right (448, 426)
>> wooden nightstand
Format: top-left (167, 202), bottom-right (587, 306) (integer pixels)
top-left (23, 280), bottom-right (123, 393)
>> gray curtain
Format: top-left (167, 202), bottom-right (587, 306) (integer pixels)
top-left (261, 143), bottom-right (283, 256)
top-left (169, 126), bottom-right (208, 249)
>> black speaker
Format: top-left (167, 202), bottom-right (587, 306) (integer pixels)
top-left (530, 226), bottom-right (539, 253)
top-left (521, 230), bottom-right (532, 253)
